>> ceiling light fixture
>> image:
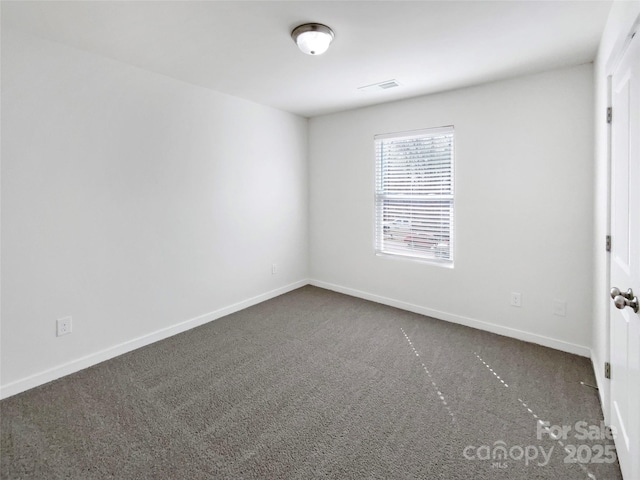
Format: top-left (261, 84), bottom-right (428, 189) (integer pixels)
top-left (291, 23), bottom-right (334, 56)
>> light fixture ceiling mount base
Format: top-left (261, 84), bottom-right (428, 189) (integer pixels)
top-left (291, 23), bottom-right (335, 55)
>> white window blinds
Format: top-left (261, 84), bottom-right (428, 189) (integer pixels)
top-left (375, 126), bottom-right (454, 264)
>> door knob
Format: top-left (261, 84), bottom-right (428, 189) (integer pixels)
top-left (610, 287), bottom-right (634, 300)
top-left (613, 295), bottom-right (640, 313)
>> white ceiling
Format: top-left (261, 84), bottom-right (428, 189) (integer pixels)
top-left (2, 0), bottom-right (612, 118)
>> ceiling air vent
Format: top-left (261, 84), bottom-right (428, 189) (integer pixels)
top-left (378, 80), bottom-right (400, 89)
top-left (358, 79), bottom-right (400, 93)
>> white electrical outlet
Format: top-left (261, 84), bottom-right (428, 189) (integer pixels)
top-left (56, 316), bottom-right (72, 336)
top-left (553, 299), bottom-right (567, 317)
top-left (510, 292), bottom-right (522, 307)
top-left (272, 263), bottom-right (278, 275)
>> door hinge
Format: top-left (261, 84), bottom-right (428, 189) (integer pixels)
top-left (605, 362), bottom-right (611, 379)
top-left (607, 107), bottom-right (612, 124)
top-left (606, 235), bottom-right (611, 252)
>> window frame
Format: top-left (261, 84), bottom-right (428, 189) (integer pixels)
top-left (374, 126), bottom-right (455, 266)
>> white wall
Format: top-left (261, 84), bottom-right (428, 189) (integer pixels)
top-left (309, 65), bottom-right (594, 355)
top-left (1, 29), bottom-right (308, 397)
top-left (592, 1), bottom-right (640, 422)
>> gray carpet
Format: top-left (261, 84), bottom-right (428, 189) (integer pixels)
top-left (1, 286), bottom-right (622, 479)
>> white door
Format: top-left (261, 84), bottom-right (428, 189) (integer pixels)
top-left (610, 29), bottom-right (640, 480)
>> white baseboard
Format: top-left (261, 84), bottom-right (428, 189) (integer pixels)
top-left (0, 279), bottom-right (309, 400)
top-left (310, 279), bottom-right (591, 357)
top-left (2, 278), bottom-right (591, 400)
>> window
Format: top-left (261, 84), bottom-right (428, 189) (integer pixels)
top-left (374, 126), bottom-right (454, 264)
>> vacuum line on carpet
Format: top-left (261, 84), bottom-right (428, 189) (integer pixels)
top-left (519, 396), bottom-right (598, 480)
top-left (474, 352), bottom-right (509, 388)
top-left (400, 328), bottom-right (455, 422)
top-left (474, 352), bottom-right (598, 480)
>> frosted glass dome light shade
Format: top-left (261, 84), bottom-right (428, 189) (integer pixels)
top-left (291, 23), bottom-right (334, 55)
